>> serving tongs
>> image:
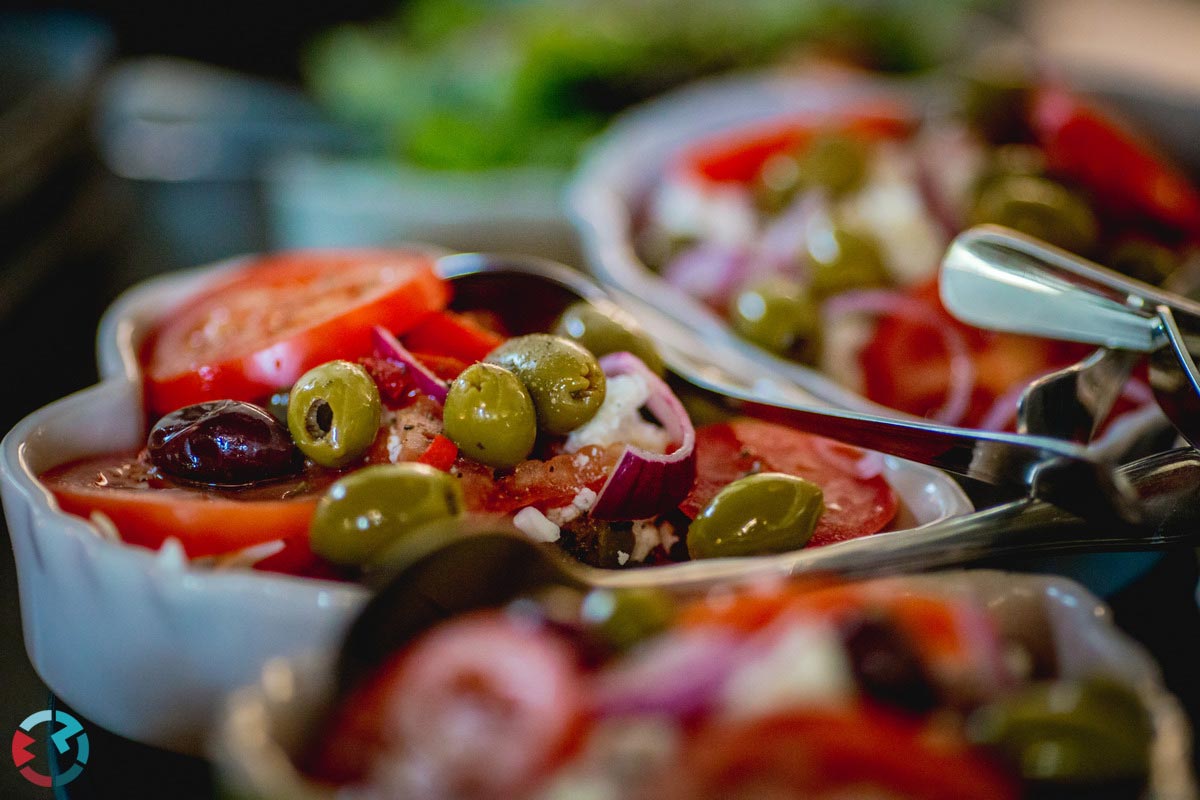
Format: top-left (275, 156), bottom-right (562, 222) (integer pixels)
top-left (437, 252), bottom-right (1141, 525)
top-left (941, 225), bottom-right (1200, 449)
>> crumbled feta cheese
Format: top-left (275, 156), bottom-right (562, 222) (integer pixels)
top-left (566, 375), bottom-right (670, 454)
top-left (385, 430), bottom-right (402, 463)
top-left (721, 622), bottom-right (854, 719)
top-left (818, 313), bottom-right (875, 393)
top-left (513, 507), bottom-right (561, 543)
top-left (545, 488), bottom-right (599, 526)
top-left (652, 179), bottom-right (757, 247)
top-left (841, 144), bottom-right (946, 286)
top-left (616, 550), bottom-right (630, 566)
top-left (630, 519), bottom-right (677, 562)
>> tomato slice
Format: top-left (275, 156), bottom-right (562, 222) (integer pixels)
top-left (676, 101), bottom-right (913, 185)
top-left (416, 434), bottom-right (459, 472)
top-left (681, 420), bottom-right (898, 546)
top-left (144, 250), bottom-right (450, 416)
top-left (41, 452), bottom-right (325, 559)
top-left (860, 280), bottom-right (1078, 426)
top-left (654, 707), bottom-right (1018, 800)
top-left (402, 310), bottom-right (506, 363)
top-left (1032, 84), bottom-right (1200, 240)
top-left (309, 612), bottom-right (586, 793)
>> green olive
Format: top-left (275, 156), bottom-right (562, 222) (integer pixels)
top-left (287, 360), bottom-right (382, 468)
top-left (799, 133), bottom-right (870, 197)
top-left (973, 144), bottom-right (1047, 199)
top-left (806, 226), bottom-right (889, 299)
top-left (753, 152), bottom-right (803, 215)
top-left (310, 463), bottom-right (465, 566)
top-left (581, 587), bottom-right (676, 651)
top-left (687, 472), bottom-right (825, 560)
top-left (486, 334), bottom-right (607, 435)
top-left (553, 301), bottom-right (664, 375)
top-left (443, 363), bottom-right (537, 469)
top-left (728, 278), bottom-right (821, 362)
top-left (971, 175), bottom-right (1099, 255)
top-left (1110, 240), bottom-right (1179, 286)
top-left (966, 677), bottom-right (1152, 786)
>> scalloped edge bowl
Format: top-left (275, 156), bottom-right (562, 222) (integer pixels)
top-left (1, 249), bottom-right (971, 754)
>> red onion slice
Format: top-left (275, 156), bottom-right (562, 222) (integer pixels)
top-left (662, 242), bottom-right (753, 307)
top-left (371, 325), bottom-right (449, 403)
top-left (589, 352), bottom-right (697, 521)
top-left (590, 629), bottom-right (743, 718)
top-left (823, 289), bottom-right (976, 427)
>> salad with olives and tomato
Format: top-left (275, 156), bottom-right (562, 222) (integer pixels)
top-left (302, 575), bottom-right (1156, 799)
top-left (636, 67), bottom-right (1200, 429)
top-left (41, 251), bottom-right (901, 579)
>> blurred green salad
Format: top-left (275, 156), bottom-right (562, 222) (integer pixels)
top-left (305, 0), bottom-right (998, 170)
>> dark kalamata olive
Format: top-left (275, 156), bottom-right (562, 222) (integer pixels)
top-left (839, 613), bottom-right (939, 715)
top-left (148, 400), bottom-right (302, 486)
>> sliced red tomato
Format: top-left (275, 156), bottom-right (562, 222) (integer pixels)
top-left (1032, 84), bottom-right (1200, 240)
top-left (676, 101), bottom-right (913, 185)
top-left (408, 350), bottom-right (471, 381)
top-left (653, 707), bottom-right (1018, 800)
top-left (309, 612), bottom-right (586, 794)
top-left (860, 280), bottom-right (1078, 426)
top-left (681, 419), bottom-right (897, 546)
top-left (144, 250), bottom-right (450, 416)
top-left (41, 452), bottom-right (324, 559)
top-left (403, 310), bottom-right (506, 363)
top-left (416, 434), bottom-right (458, 472)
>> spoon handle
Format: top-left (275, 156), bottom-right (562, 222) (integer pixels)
top-left (940, 226), bottom-right (1167, 351)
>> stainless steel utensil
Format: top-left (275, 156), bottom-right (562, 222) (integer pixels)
top-left (1017, 348), bottom-right (1139, 442)
top-left (941, 225), bottom-right (1200, 447)
top-left (337, 445), bottom-right (1200, 688)
top-left (437, 252), bottom-right (1141, 524)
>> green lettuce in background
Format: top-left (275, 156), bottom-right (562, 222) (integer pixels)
top-left (305, 0), bottom-right (999, 171)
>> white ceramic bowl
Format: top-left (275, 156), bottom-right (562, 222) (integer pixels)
top-left (210, 570), bottom-right (1196, 800)
top-left (1, 251), bottom-right (971, 755)
top-left (565, 69), bottom-right (1169, 451)
top-left (566, 70), bottom-right (1173, 595)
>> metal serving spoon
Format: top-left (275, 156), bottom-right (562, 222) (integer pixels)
top-left (437, 252), bottom-right (1141, 524)
top-left (941, 226), bottom-right (1200, 448)
top-left (336, 445), bottom-right (1200, 689)
top-left (1017, 348), bottom-right (1139, 442)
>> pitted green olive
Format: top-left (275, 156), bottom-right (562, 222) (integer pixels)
top-left (443, 363), bottom-right (537, 469)
top-left (581, 587), bottom-right (676, 651)
top-left (799, 133), bottom-right (870, 197)
top-left (553, 301), bottom-right (664, 375)
top-left (687, 472), bottom-right (825, 559)
top-left (310, 463), bottom-right (465, 566)
top-left (728, 278), bottom-right (820, 362)
top-left (971, 175), bottom-right (1098, 255)
top-left (966, 677), bottom-right (1152, 787)
top-left (486, 334), bottom-right (607, 435)
top-left (807, 226), bottom-right (889, 299)
top-left (287, 360), bottom-right (382, 468)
